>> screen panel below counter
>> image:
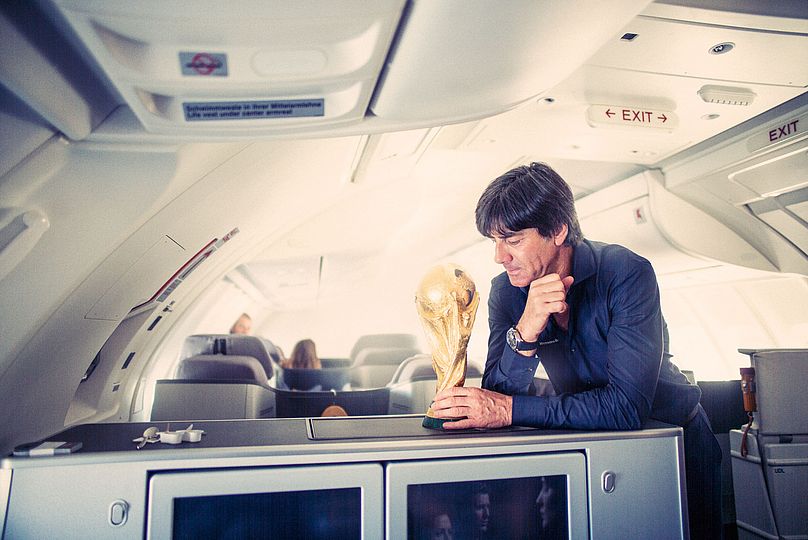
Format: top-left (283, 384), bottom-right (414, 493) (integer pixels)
top-left (387, 452), bottom-right (588, 539)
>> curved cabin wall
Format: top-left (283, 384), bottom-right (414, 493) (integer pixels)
top-left (576, 170), bottom-right (777, 273)
top-left (663, 100), bottom-right (808, 276)
top-left (0, 136), bottom-right (361, 454)
top-left (576, 169), bottom-right (808, 380)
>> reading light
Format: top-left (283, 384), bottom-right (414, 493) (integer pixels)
top-left (708, 42), bottom-right (734, 55)
top-left (698, 85), bottom-right (756, 106)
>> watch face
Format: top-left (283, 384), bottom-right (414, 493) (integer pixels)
top-left (506, 327), bottom-right (518, 350)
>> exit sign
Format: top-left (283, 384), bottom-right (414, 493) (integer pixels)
top-left (586, 105), bottom-right (678, 130)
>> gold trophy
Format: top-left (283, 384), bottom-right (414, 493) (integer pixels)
top-left (415, 264), bottom-right (479, 429)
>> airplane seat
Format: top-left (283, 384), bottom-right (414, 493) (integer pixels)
top-left (321, 357), bottom-right (351, 368)
top-left (349, 346), bottom-right (422, 388)
top-left (387, 355), bottom-right (482, 414)
top-left (179, 334), bottom-right (275, 380)
top-left (388, 354), bottom-right (434, 384)
top-left (273, 387), bottom-right (390, 418)
top-left (151, 378), bottom-right (277, 421)
top-left (681, 369), bottom-right (696, 384)
top-left (533, 378), bottom-right (556, 397)
top-left (257, 337), bottom-right (284, 364)
top-left (175, 354), bottom-right (268, 383)
top-left (276, 366), bottom-right (351, 392)
top-left (697, 379), bottom-right (749, 532)
top-left (388, 354), bottom-right (482, 385)
top-left (348, 333), bottom-right (420, 364)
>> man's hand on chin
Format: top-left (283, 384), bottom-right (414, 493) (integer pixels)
top-left (432, 387), bottom-right (513, 430)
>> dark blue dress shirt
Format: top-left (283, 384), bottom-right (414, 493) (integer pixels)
top-left (483, 239), bottom-right (701, 429)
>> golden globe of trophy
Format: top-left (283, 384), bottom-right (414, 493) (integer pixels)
top-left (415, 263), bottom-right (479, 429)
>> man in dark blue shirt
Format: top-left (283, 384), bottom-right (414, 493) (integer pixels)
top-left (432, 162), bottom-right (722, 539)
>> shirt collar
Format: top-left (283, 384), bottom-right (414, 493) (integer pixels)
top-left (571, 239), bottom-right (596, 285)
top-left (518, 239), bottom-right (595, 296)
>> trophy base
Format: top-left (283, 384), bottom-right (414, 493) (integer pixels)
top-left (422, 416), bottom-right (462, 430)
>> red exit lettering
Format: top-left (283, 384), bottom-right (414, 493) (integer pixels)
top-left (594, 106), bottom-right (673, 129)
top-left (622, 109), bottom-right (653, 123)
top-left (769, 119), bottom-right (799, 142)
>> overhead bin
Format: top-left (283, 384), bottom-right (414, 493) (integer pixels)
top-left (46, 0), bottom-right (651, 138)
top-left (48, 0), bottom-right (407, 136)
top-left (369, 0), bottom-right (651, 124)
top-left (576, 170), bottom-right (777, 275)
top-left (663, 101), bottom-right (808, 275)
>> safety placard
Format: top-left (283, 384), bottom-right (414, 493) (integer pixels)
top-left (586, 105), bottom-right (678, 130)
top-left (183, 99), bottom-right (325, 121)
top-left (179, 52), bottom-right (228, 77)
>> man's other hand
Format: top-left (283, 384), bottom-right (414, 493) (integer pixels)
top-left (432, 387), bottom-right (513, 430)
top-left (517, 273), bottom-right (575, 340)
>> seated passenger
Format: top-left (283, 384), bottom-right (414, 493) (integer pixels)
top-left (274, 344), bottom-right (287, 365)
top-left (229, 313), bottom-right (252, 335)
top-left (283, 339), bottom-right (321, 369)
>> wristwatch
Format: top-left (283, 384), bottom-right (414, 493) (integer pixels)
top-left (506, 326), bottom-right (539, 352)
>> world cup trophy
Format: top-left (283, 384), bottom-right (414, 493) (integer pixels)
top-left (415, 264), bottom-right (479, 429)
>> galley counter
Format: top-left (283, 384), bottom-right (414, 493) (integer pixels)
top-left (1, 415), bottom-right (689, 539)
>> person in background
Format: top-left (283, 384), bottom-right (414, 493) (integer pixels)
top-left (229, 313), bottom-right (252, 335)
top-left (468, 482), bottom-right (493, 540)
top-left (423, 509), bottom-right (454, 540)
top-left (283, 338), bottom-right (322, 369)
top-left (431, 162), bottom-right (722, 539)
top-left (535, 476), bottom-right (567, 540)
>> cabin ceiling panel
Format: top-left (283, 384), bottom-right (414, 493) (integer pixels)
top-left (461, 65), bottom-right (805, 166)
top-left (588, 15), bottom-right (808, 87)
top-left (239, 258), bottom-right (322, 310)
top-left (647, 0), bottom-right (808, 34)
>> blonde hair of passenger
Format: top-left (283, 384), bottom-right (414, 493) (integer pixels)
top-left (286, 339), bottom-right (321, 369)
top-left (229, 313), bottom-right (252, 335)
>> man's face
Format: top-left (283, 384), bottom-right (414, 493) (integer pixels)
top-left (491, 227), bottom-right (566, 288)
top-left (473, 493), bottom-right (490, 532)
top-left (231, 315), bottom-right (251, 335)
top-left (536, 477), bottom-right (562, 530)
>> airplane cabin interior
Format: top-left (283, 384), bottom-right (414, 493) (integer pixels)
top-left (1, 0), bottom-right (806, 538)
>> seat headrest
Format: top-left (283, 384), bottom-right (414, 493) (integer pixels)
top-left (389, 353), bottom-right (482, 384)
top-left (351, 346), bottom-right (422, 367)
top-left (389, 354), bottom-right (432, 384)
top-left (180, 334), bottom-right (274, 379)
top-left (176, 354), bottom-right (268, 384)
top-left (349, 333), bottom-right (419, 362)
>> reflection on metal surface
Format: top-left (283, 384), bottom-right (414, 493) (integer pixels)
top-left (415, 264), bottom-right (479, 428)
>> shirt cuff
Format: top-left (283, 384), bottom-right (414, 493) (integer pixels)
top-left (512, 394), bottom-right (549, 427)
top-left (499, 345), bottom-right (540, 386)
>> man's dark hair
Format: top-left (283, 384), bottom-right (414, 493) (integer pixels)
top-left (475, 162), bottom-right (583, 246)
top-left (472, 481), bottom-right (490, 498)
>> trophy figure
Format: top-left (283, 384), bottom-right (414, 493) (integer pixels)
top-left (415, 263), bottom-right (479, 429)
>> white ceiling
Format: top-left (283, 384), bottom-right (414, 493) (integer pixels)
top-left (229, 1), bottom-right (807, 312)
